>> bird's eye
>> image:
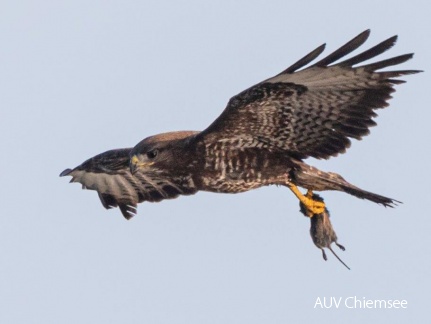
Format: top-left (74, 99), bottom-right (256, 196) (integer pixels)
top-left (146, 149), bottom-right (158, 159)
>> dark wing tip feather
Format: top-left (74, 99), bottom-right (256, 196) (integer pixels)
top-left (281, 29), bottom-right (374, 74)
top-left (283, 31), bottom-right (420, 75)
top-left (98, 192), bottom-right (113, 209)
top-left (119, 204), bottom-right (137, 220)
top-left (311, 29), bottom-right (371, 67)
top-left (98, 192), bottom-right (138, 220)
top-left (281, 43), bottom-right (326, 74)
top-left (60, 168), bottom-right (72, 177)
top-left (338, 35), bottom-right (398, 67)
top-left (380, 70), bottom-right (422, 78)
top-left (362, 53), bottom-right (414, 71)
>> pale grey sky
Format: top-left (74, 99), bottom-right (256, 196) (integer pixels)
top-left (1, 1), bottom-right (430, 323)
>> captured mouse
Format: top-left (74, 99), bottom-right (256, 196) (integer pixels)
top-left (299, 193), bottom-right (350, 270)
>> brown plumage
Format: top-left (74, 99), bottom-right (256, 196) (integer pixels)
top-left (60, 30), bottom-right (420, 219)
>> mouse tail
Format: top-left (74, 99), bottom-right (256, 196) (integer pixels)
top-left (328, 246), bottom-right (351, 270)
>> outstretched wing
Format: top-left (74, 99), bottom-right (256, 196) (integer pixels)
top-left (197, 30), bottom-right (420, 159)
top-left (60, 149), bottom-right (196, 219)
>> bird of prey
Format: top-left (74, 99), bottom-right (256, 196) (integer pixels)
top-left (60, 30), bottom-right (420, 220)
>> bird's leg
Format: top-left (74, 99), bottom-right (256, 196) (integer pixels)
top-left (287, 183), bottom-right (325, 216)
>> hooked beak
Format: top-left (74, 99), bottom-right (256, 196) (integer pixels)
top-left (130, 157), bottom-right (137, 175)
top-left (130, 155), bottom-right (154, 174)
top-left (130, 155), bottom-right (140, 174)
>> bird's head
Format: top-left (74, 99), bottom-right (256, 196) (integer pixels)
top-left (129, 131), bottom-right (199, 174)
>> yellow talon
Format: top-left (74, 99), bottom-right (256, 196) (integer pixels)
top-left (287, 184), bottom-right (325, 217)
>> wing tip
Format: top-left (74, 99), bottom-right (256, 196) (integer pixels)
top-left (98, 192), bottom-right (138, 220)
top-left (60, 168), bottom-right (73, 177)
top-left (281, 43), bottom-right (326, 74)
top-left (311, 29), bottom-right (371, 68)
top-left (120, 204), bottom-right (137, 220)
top-left (360, 28), bottom-right (371, 39)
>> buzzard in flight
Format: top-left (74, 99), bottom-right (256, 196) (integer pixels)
top-left (60, 30), bottom-right (419, 220)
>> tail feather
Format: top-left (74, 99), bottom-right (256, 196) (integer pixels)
top-left (340, 182), bottom-right (400, 207)
top-left (291, 161), bottom-right (400, 207)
